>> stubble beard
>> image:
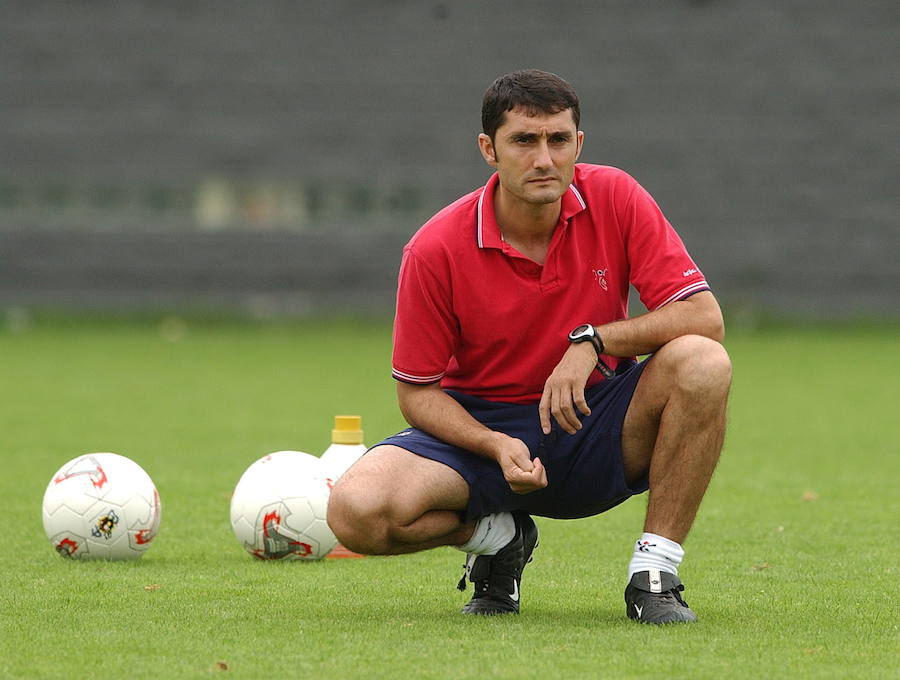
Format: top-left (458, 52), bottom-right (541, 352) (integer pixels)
top-left (521, 182), bottom-right (565, 206)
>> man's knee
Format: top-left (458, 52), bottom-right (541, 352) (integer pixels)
top-left (658, 335), bottom-right (732, 398)
top-left (327, 452), bottom-right (397, 555)
top-left (327, 478), bottom-right (391, 555)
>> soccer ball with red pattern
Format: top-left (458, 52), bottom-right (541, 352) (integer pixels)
top-left (229, 451), bottom-right (337, 561)
top-left (42, 452), bottom-right (162, 560)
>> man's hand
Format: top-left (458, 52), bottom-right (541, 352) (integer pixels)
top-left (539, 341), bottom-right (598, 435)
top-left (494, 436), bottom-right (548, 494)
top-left (398, 383), bottom-right (547, 493)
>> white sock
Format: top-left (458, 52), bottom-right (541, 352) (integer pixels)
top-left (456, 512), bottom-right (515, 556)
top-left (627, 532), bottom-right (684, 581)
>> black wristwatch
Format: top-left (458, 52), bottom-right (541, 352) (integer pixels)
top-left (568, 324), bottom-right (604, 357)
top-left (568, 324), bottom-right (615, 378)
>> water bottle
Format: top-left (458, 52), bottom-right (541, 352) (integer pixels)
top-left (321, 415), bottom-right (368, 559)
top-left (319, 415), bottom-right (367, 484)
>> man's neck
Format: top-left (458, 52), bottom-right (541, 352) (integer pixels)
top-left (493, 185), bottom-right (561, 263)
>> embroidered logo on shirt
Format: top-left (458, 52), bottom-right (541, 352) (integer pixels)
top-left (592, 268), bottom-right (609, 291)
top-left (683, 268), bottom-right (698, 277)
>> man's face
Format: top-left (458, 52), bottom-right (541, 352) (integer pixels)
top-left (478, 107), bottom-right (583, 206)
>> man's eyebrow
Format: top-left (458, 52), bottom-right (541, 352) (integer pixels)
top-left (506, 130), bottom-right (573, 141)
top-left (506, 131), bottom-right (538, 141)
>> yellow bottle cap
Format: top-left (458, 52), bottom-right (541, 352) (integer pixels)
top-left (332, 415), bottom-right (363, 445)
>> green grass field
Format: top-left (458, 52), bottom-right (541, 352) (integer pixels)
top-left (1, 316), bottom-right (897, 679)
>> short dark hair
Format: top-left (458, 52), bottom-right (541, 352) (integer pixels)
top-left (481, 70), bottom-right (580, 139)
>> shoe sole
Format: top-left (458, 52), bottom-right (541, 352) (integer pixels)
top-left (630, 613), bottom-right (698, 624)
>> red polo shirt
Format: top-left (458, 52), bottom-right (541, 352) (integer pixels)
top-left (391, 164), bottom-right (709, 403)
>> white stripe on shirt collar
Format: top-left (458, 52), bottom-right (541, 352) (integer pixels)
top-left (477, 182), bottom-right (583, 249)
top-left (476, 185), bottom-right (486, 248)
top-left (569, 183), bottom-right (587, 210)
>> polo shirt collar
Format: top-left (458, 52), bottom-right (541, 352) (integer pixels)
top-left (476, 172), bottom-right (588, 249)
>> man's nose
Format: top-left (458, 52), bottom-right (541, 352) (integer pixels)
top-left (532, 140), bottom-right (553, 169)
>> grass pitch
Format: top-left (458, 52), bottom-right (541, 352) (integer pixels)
top-left (0, 316), bottom-right (897, 679)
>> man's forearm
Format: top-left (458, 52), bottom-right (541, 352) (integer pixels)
top-left (396, 382), bottom-right (510, 462)
top-left (596, 291), bottom-right (724, 358)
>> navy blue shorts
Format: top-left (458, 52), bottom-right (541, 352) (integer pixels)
top-left (376, 359), bottom-right (650, 522)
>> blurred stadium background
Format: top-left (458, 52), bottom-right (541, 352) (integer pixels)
top-left (2, 1), bottom-right (898, 321)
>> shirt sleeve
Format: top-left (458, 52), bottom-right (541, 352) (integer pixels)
top-left (621, 180), bottom-right (710, 311)
top-left (390, 245), bottom-right (458, 385)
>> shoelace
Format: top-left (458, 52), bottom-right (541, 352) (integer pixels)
top-left (458, 577), bottom-right (490, 595)
top-left (455, 553), bottom-right (493, 595)
top-left (671, 584), bottom-right (690, 609)
top-left (457, 549), bottom-right (534, 593)
top-left (654, 584), bottom-right (690, 609)
top-left (457, 554), bottom-right (475, 591)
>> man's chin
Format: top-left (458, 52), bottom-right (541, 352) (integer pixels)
top-left (523, 187), bottom-right (565, 205)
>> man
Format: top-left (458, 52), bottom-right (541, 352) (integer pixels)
top-left (328, 69), bottom-right (731, 623)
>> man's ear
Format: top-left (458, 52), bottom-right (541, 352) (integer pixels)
top-left (477, 133), bottom-right (498, 167)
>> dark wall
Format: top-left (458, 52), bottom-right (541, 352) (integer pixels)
top-left (2, 1), bottom-right (898, 319)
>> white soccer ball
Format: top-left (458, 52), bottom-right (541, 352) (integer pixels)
top-left (230, 450), bottom-right (336, 561)
top-left (42, 452), bottom-right (162, 560)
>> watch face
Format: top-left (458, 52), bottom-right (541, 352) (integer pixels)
top-left (569, 324), bottom-right (593, 340)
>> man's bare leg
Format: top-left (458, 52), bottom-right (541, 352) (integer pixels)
top-left (327, 445), bottom-right (474, 555)
top-left (619, 334), bottom-right (731, 623)
top-left (329, 443), bottom-right (539, 616)
top-left (621, 334), bottom-right (732, 543)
